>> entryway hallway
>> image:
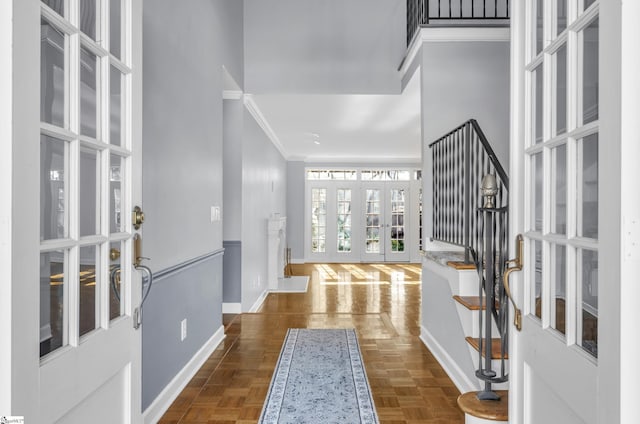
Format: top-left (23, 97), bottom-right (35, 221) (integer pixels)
top-left (159, 263), bottom-right (464, 423)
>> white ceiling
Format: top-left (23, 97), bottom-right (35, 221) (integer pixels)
top-left (251, 70), bottom-right (422, 163)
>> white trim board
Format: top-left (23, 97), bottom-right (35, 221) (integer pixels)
top-left (420, 325), bottom-right (479, 394)
top-left (248, 289), bottom-right (269, 313)
top-left (142, 325), bottom-right (225, 424)
top-left (222, 303), bottom-right (241, 314)
top-left (243, 94), bottom-right (288, 160)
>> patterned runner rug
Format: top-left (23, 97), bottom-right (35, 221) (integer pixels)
top-left (259, 328), bottom-right (379, 424)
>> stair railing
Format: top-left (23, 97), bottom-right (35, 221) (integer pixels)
top-left (429, 119), bottom-right (508, 263)
top-left (407, 0), bottom-right (510, 46)
top-left (429, 119), bottom-right (509, 399)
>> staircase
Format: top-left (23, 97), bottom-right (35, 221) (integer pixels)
top-left (422, 119), bottom-right (510, 423)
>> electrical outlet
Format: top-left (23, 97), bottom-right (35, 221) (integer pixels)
top-left (181, 319), bottom-right (187, 341)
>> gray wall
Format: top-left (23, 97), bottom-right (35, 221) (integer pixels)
top-left (286, 161), bottom-right (306, 261)
top-left (142, 253), bottom-right (223, 410)
top-left (141, 0), bottom-right (243, 411)
top-left (223, 99), bottom-right (244, 241)
top-left (421, 41), bottom-right (510, 167)
top-left (241, 110), bottom-right (287, 310)
top-left (222, 241), bottom-right (242, 303)
top-left (244, 0), bottom-right (405, 94)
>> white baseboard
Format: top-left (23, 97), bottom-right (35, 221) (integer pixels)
top-left (143, 325), bottom-right (225, 424)
top-left (291, 258), bottom-right (305, 264)
top-left (222, 303), bottom-right (241, 314)
top-left (419, 325), bottom-right (478, 394)
top-left (248, 289), bottom-right (269, 313)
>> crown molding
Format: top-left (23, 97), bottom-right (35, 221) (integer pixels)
top-left (243, 94), bottom-right (289, 159)
top-left (223, 90), bottom-right (243, 100)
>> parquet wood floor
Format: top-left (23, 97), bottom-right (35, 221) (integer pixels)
top-left (158, 263), bottom-right (464, 424)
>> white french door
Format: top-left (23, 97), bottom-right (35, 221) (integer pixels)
top-left (510, 0), bottom-right (601, 423)
top-left (10, 0), bottom-right (142, 422)
top-left (361, 182), bottom-right (411, 262)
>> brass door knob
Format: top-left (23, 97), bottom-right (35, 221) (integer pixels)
top-left (133, 206), bottom-right (145, 230)
top-left (110, 248), bottom-right (121, 261)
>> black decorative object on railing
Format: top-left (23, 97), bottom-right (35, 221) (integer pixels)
top-left (429, 119), bottom-right (508, 263)
top-left (407, 0), bottom-right (510, 46)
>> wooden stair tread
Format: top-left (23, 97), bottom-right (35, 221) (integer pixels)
top-left (465, 337), bottom-right (508, 359)
top-left (457, 390), bottom-right (508, 421)
top-left (453, 295), bottom-right (486, 310)
top-left (447, 261), bottom-right (477, 270)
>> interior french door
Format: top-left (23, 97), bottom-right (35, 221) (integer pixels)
top-left (361, 182), bottom-right (411, 262)
top-left (34, 0), bottom-right (142, 422)
top-left (510, 0), bottom-right (600, 422)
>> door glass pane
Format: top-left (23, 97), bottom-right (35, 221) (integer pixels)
top-left (579, 133), bottom-right (598, 239)
top-left (580, 249), bottom-right (598, 357)
top-left (80, 0), bottom-right (98, 40)
top-left (311, 189), bottom-right (327, 253)
top-left (42, 0), bottom-right (64, 16)
top-left (551, 244), bottom-right (566, 336)
top-left (110, 154), bottom-right (123, 233)
top-left (557, 0), bottom-right (567, 35)
top-left (41, 135), bottom-right (68, 240)
top-left (366, 189), bottom-right (381, 253)
top-left (535, 0), bottom-right (544, 55)
top-left (109, 241), bottom-right (123, 321)
top-left (533, 65), bottom-right (544, 144)
top-left (552, 145), bottom-right (567, 234)
top-left (80, 148), bottom-right (100, 237)
top-left (532, 240), bottom-right (543, 320)
top-left (79, 245), bottom-right (98, 337)
top-left (337, 189), bottom-right (352, 253)
top-left (390, 189), bottom-right (406, 252)
top-left (110, 0), bottom-right (122, 59)
top-left (582, 19), bottom-right (599, 125)
top-left (110, 66), bottom-right (123, 146)
top-left (583, 0), bottom-right (596, 11)
top-left (41, 19), bottom-right (66, 128)
top-left (80, 47), bottom-right (98, 138)
top-left (556, 45), bottom-right (567, 136)
top-left (40, 250), bottom-right (66, 357)
top-left (531, 153), bottom-right (543, 232)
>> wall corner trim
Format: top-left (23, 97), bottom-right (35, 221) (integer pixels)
top-left (223, 90), bottom-right (243, 100)
top-left (243, 94), bottom-right (289, 160)
top-left (222, 303), bottom-right (242, 314)
top-left (419, 325), bottom-right (479, 394)
top-left (248, 289), bottom-right (269, 313)
top-left (142, 325), bottom-right (225, 424)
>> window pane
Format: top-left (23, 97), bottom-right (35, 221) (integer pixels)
top-left (41, 19), bottom-right (66, 128)
top-left (109, 241), bottom-right (123, 321)
top-left (110, 154), bottom-right (123, 233)
top-left (110, 67), bottom-right (123, 146)
top-left (551, 245), bottom-right (566, 336)
top-left (337, 189), bottom-right (352, 252)
top-left (556, 45), bottom-right (567, 135)
top-left (79, 245), bottom-right (98, 338)
top-left (557, 0), bottom-right (567, 35)
top-left (80, 0), bottom-right (98, 40)
top-left (531, 153), bottom-right (543, 232)
top-left (390, 189), bottom-right (406, 252)
top-left (583, 0), bottom-right (596, 11)
top-left (366, 189), bottom-right (381, 253)
top-left (580, 249), bottom-right (598, 357)
top-left (582, 19), bottom-right (599, 125)
top-left (110, 0), bottom-right (122, 58)
top-left (80, 47), bottom-right (98, 138)
top-left (42, 0), bottom-right (64, 16)
top-left (553, 145), bottom-right (567, 234)
top-left (41, 135), bottom-right (67, 240)
top-left (40, 250), bottom-right (66, 357)
top-left (533, 65), bottom-right (543, 144)
top-left (532, 240), bottom-right (543, 320)
top-left (579, 133), bottom-right (598, 239)
top-left (535, 0), bottom-right (544, 55)
top-left (80, 148), bottom-right (100, 237)
top-left (311, 189), bottom-right (327, 253)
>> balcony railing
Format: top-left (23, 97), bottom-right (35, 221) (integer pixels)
top-left (407, 0), bottom-right (510, 46)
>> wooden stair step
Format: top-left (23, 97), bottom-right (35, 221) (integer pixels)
top-left (465, 337), bottom-right (508, 360)
top-left (453, 295), bottom-right (486, 310)
top-left (447, 261), bottom-right (477, 270)
top-left (457, 390), bottom-right (508, 421)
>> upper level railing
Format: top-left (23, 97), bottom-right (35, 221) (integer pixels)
top-left (429, 119), bottom-right (508, 263)
top-left (407, 0), bottom-right (510, 46)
